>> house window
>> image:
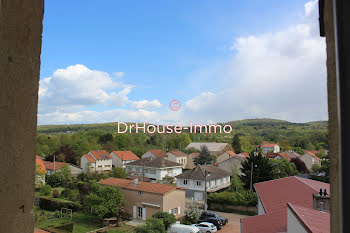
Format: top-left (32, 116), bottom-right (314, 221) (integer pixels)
top-left (197, 181), bottom-right (202, 186)
top-left (104, 165), bottom-right (110, 167)
top-left (170, 208), bottom-right (178, 215)
top-left (149, 169), bottom-right (156, 174)
top-left (168, 168), bottom-right (173, 173)
top-left (98, 165), bottom-right (102, 168)
top-left (183, 180), bottom-right (188, 185)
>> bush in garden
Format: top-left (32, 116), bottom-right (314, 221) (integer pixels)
top-left (53, 189), bottom-right (60, 198)
top-left (60, 188), bottom-right (73, 199)
top-left (184, 203), bottom-right (200, 224)
top-left (40, 184), bottom-right (52, 196)
top-left (135, 217), bottom-right (165, 233)
top-left (152, 211), bottom-right (176, 230)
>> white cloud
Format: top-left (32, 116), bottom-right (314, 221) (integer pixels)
top-left (129, 99), bottom-right (162, 110)
top-left (180, 0), bottom-right (327, 123)
top-left (38, 65), bottom-right (164, 123)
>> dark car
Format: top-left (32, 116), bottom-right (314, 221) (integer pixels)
top-left (200, 211), bottom-right (228, 226)
top-left (198, 217), bottom-right (222, 230)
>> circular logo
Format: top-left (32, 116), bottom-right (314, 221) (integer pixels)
top-left (169, 99), bottom-right (181, 111)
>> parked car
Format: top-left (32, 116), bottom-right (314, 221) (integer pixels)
top-left (167, 224), bottom-right (201, 233)
top-left (198, 218), bottom-right (222, 230)
top-left (191, 222), bottom-right (217, 233)
top-left (200, 211), bottom-right (228, 226)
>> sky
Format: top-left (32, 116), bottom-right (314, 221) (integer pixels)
top-left (38, 0), bottom-right (327, 125)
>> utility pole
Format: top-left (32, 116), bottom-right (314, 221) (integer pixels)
top-left (53, 154), bottom-right (56, 174)
top-left (204, 170), bottom-right (208, 211)
top-left (250, 162), bottom-right (253, 192)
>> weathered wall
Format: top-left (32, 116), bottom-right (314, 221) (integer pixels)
top-left (323, 1), bottom-right (340, 233)
top-left (0, 1), bottom-right (44, 232)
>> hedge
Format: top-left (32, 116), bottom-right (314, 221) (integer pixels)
top-left (207, 191), bottom-right (258, 206)
top-left (39, 197), bottom-right (81, 212)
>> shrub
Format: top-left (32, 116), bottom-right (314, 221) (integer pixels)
top-left (135, 217), bottom-right (165, 233)
top-left (60, 189), bottom-right (73, 199)
top-left (152, 211), bottom-right (176, 230)
top-left (40, 185), bottom-right (52, 196)
top-left (47, 172), bottom-right (65, 187)
top-left (184, 203), bottom-right (200, 224)
top-left (38, 197), bottom-right (81, 211)
top-left (208, 191), bottom-right (258, 206)
top-left (53, 189), bottom-right (60, 198)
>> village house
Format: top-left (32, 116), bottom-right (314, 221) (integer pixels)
top-left (216, 154), bottom-right (247, 176)
top-left (166, 150), bottom-right (188, 168)
top-left (240, 176), bottom-right (330, 233)
top-left (265, 152), bottom-right (291, 161)
top-left (176, 165), bottom-right (231, 202)
top-left (99, 177), bottom-right (186, 220)
top-left (81, 150), bottom-right (113, 173)
top-left (261, 142), bottom-right (280, 154)
top-left (141, 149), bottom-right (167, 159)
top-left (216, 150), bottom-right (236, 163)
top-left (125, 157), bottom-right (183, 181)
top-left (35, 155), bottom-right (47, 185)
top-left (299, 150), bottom-right (322, 170)
top-left (44, 161), bottom-right (82, 177)
top-left (185, 142), bottom-right (232, 156)
top-left (110, 150), bottom-right (140, 168)
top-left (185, 152), bottom-right (200, 170)
top-left (284, 150), bottom-right (301, 158)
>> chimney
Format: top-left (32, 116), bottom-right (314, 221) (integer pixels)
top-left (313, 189), bottom-right (330, 212)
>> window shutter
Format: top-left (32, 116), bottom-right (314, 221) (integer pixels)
top-left (178, 206), bottom-right (181, 215)
top-left (168, 209), bottom-right (172, 214)
top-left (142, 208), bottom-right (146, 220)
top-left (133, 206), bottom-right (136, 218)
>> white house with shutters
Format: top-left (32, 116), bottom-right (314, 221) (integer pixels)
top-left (175, 164), bottom-right (231, 202)
top-left (81, 150), bottom-right (113, 173)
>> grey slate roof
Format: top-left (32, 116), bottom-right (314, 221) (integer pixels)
top-left (175, 164), bottom-right (231, 181)
top-left (185, 142), bottom-right (230, 152)
top-left (125, 157), bottom-right (182, 168)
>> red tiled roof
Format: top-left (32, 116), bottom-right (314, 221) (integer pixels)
top-left (168, 150), bottom-right (187, 157)
top-left (112, 151), bottom-right (140, 161)
top-left (304, 151), bottom-right (322, 161)
top-left (148, 149), bottom-right (167, 158)
top-left (36, 155), bottom-right (44, 160)
top-left (241, 176), bottom-right (330, 233)
top-left (42, 160), bottom-right (51, 165)
top-left (36, 157), bottom-right (47, 174)
top-left (34, 228), bottom-right (50, 233)
top-left (226, 151), bottom-right (236, 156)
top-left (279, 152), bottom-right (291, 161)
top-left (83, 154), bottom-right (96, 163)
top-left (239, 152), bottom-right (250, 157)
top-left (44, 162), bottom-right (67, 171)
top-left (288, 203), bottom-right (330, 233)
top-left (265, 152), bottom-right (280, 158)
top-left (261, 141), bottom-right (270, 146)
top-left (190, 152), bottom-right (200, 156)
top-left (262, 143), bottom-right (278, 148)
top-left (89, 150), bottom-right (112, 160)
top-left (99, 177), bottom-right (183, 195)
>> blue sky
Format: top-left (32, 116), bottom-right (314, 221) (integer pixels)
top-left (38, 0), bottom-right (327, 125)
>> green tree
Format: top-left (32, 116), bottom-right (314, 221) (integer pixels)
top-left (194, 145), bottom-right (214, 165)
top-left (61, 164), bottom-right (72, 180)
top-left (270, 159), bottom-right (298, 179)
top-left (109, 167), bottom-right (127, 179)
top-left (240, 152), bottom-right (274, 189)
top-left (135, 217), bottom-right (166, 233)
top-left (229, 169), bottom-right (244, 192)
top-left (46, 172), bottom-right (65, 187)
top-left (152, 212), bottom-right (176, 230)
top-left (84, 183), bottom-right (125, 219)
top-left (231, 133), bottom-right (242, 154)
top-left (98, 133), bottom-right (114, 145)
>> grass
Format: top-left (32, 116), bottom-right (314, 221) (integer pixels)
top-left (35, 208), bottom-right (103, 233)
top-left (107, 225), bottom-right (135, 233)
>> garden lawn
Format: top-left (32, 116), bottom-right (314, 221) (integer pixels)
top-left (35, 210), bottom-right (103, 233)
